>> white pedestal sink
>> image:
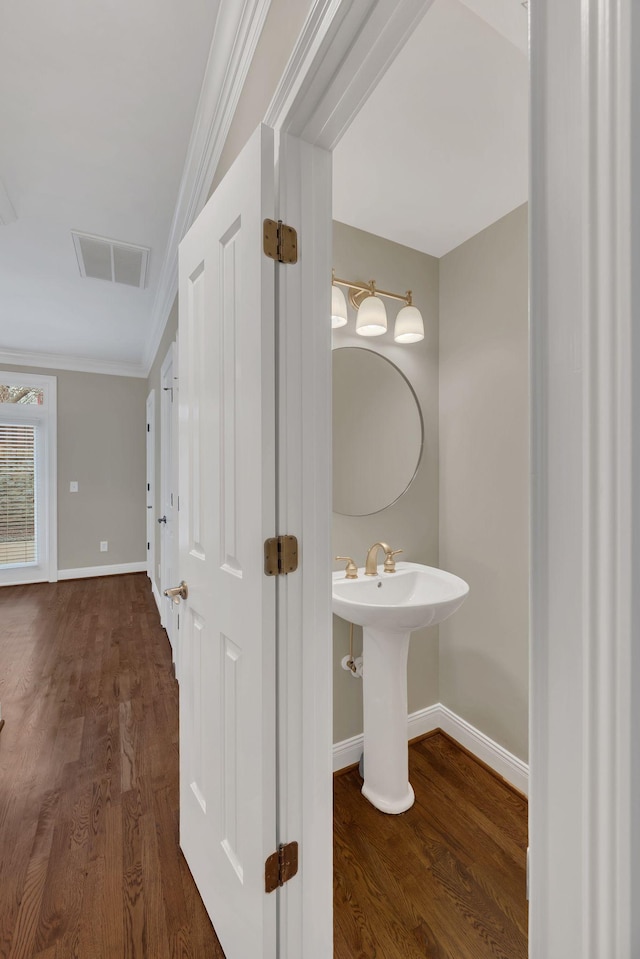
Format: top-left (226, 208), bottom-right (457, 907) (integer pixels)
top-left (332, 562), bottom-right (469, 814)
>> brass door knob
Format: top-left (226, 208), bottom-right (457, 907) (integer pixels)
top-left (164, 581), bottom-right (188, 603)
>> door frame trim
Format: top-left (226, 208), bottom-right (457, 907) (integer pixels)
top-left (529, 1), bottom-right (638, 954)
top-left (265, 0), bottom-right (434, 149)
top-left (274, 133), bottom-right (333, 959)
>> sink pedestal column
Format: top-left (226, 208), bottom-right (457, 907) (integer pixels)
top-left (361, 626), bottom-right (415, 814)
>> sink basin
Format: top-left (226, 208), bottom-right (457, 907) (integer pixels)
top-left (332, 561), bottom-right (469, 814)
top-left (332, 562), bottom-right (469, 632)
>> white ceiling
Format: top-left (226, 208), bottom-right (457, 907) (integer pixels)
top-left (0, 0), bottom-right (527, 375)
top-left (0, 0), bottom-right (219, 372)
top-left (333, 0), bottom-right (529, 258)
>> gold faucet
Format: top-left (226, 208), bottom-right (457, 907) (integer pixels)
top-left (364, 542), bottom-right (403, 576)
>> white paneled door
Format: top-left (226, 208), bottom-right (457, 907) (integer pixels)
top-left (177, 124), bottom-right (277, 959)
top-left (146, 390), bottom-right (155, 583)
top-left (160, 342), bottom-right (179, 663)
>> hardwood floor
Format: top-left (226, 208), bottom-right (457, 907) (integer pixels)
top-left (334, 733), bottom-right (528, 959)
top-left (0, 574), bottom-right (224, 959)
top-left (1, 573), bottom-right (527, 958)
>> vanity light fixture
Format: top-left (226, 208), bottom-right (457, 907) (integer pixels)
top-left (331, 273), bottom-right (424, 343)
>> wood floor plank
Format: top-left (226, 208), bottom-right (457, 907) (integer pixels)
top-left (99, 801), bottom-right (124, 955)
top-left (2, 573), bottom-right (526, 958)
top-left (334, 733), bottom-right (528, 959)
top-left (0, 574), bottom-right (224, 959)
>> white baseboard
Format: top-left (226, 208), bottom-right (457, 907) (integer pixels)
top-left (332, 733), bottom-right (366, 774)
top-left (333, 702), bottom-right (529, 796)
top-left (436, 704), bottom-right (529, 796)
top-left (58, 561), bottom-right (147, 580)
top-left (408, 702), bottom-right (445, 740)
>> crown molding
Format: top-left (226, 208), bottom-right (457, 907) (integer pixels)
top-left (0, 348), bottom-right (146, 378)
top-left (142, 0), bottom-right (272, 377)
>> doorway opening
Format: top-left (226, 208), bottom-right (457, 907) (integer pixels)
top-left (329, 0), bottom-right (529, 954)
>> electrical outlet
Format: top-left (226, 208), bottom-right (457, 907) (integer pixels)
top-left (69, 481), bottom-right (78, 492)
top-left (100, 541), bottom-right (108, 552)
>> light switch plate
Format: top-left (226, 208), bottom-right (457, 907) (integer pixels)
top-left (100, 541), bottom-right (108, 552)
top-left (69, 481), bottom-right (78, 492)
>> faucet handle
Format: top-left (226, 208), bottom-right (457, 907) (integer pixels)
top-left (336, 556), bottom-right (358, 579)
top-left (383, 548), bottom-right (403, 573)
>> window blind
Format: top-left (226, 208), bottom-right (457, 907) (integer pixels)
top-left (0, 424), bottom-right (37, 566)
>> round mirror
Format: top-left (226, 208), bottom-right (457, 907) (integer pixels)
top-left (333, 347), bottom-right (423, 516)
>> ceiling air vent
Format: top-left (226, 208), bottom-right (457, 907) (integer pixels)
top-left (71, 231), bottom-right (150, 288)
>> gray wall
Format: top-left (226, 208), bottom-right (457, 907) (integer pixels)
top-left (332, 221), bottom-right (440, 743)
top-left (1, 364), bottom-right (147, 571)
top-left (438, 204), bottom-right (529, 761)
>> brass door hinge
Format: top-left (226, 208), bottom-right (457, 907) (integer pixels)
top-left (263, 219), bottom-right (298, 264)
top-left (265, 841), bottom-right (298, 893)
top-left (264, 535), bottom-right (298, 576)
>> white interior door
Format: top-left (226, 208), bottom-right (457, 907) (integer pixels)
top-left (177, 123), bottom-right (277, 959)
top-left (160, 343), bottom-right (179, 659)
top-left (145, 390), bottom-right (155, 582)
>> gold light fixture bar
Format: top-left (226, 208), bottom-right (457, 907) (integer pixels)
top-left (332, 273), bottom-right (413, 311)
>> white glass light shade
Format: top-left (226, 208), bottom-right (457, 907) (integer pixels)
top-left (355, 294), bottom-right (387, 336)
top-left (394, 305), bottom-right (424, 343)
top-left (331, 285), bottom-right (348, 328)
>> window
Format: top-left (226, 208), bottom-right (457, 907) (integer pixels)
top-left (0, 372), bottom-right (56, 585)
top-left (0, 385), bottom-right (44, 406)
top-left (0, 425), bottom-right (37, 566)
